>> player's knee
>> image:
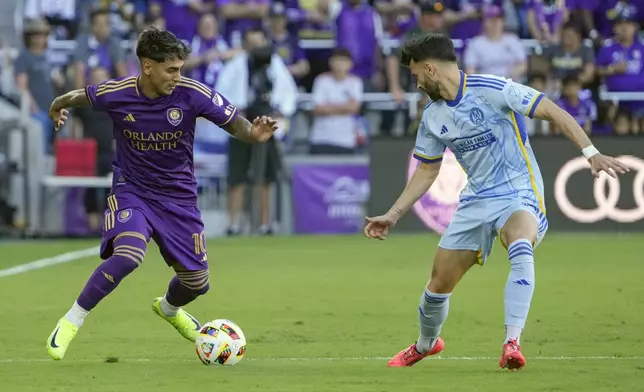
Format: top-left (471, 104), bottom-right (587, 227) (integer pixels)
top-left (110, 233), bottom-right (147, 268)
top-left (177, 270), bottom-right (210, 296)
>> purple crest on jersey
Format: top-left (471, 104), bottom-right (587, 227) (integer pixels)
top-left (167, 108), bottom-right (184, 126)
top-left (117, 209), bottom-right (132, 223)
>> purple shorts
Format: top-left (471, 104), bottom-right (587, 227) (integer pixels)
top-left (100, 191), bottom-right (208, 271)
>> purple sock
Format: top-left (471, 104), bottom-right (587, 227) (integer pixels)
top-left (165, 273), bottom-right (210, 307)
top-left (76, 235), bottom-right (146, 311)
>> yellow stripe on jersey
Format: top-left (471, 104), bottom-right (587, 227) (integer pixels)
top-left (97, 76), bottom-right (137, 92)
top-left (177, 81), bottom-right (210, 98)
top-left (181, 77), bottom-right (212, 93)
top-left (510, 112), bottom-right (545, 214)
top-left (134, 76), bottom-right (140, 96)
top-left (219, 107), bottom-right (237, 126)
top-left (413, 151), bottom-right (443, 162)
top-left (96, 82), bottom-right (137, 97)
top-left (114, 231), bottom-right (147, 244)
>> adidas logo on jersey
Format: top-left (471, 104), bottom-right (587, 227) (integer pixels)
top-left (440, 125), bottom-right (448, 135)
top-left (123, 113), bottom-right (136, 122)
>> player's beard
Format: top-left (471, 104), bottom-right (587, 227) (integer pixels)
top-left (420, 81), bottom-right (441, 101)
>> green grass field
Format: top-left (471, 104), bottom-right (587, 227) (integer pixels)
top-left (0, 234), bottom-right (643, 392)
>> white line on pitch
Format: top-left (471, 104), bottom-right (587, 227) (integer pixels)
top-left (1, 356), bottom-right (643, 364)
top-left (0, 246), bottom-right (99, 278)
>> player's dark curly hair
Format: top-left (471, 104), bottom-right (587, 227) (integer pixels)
top-left (400, 33), bottom-right (457, 67)
top-left (136, 26), bottom-right (191, 62)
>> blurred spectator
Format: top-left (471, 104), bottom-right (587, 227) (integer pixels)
top-left (268, 3), bottom-right (310, 80)
top-left (149, 0), bottom-right (215, 41)
top-left (216, 28), bottom-right (297, 235)
top-left (383, 0), bottom-right (446, 136)
top-left (524, 73), bottom-right (550, 135)
top-left (444, 0), bottom-right (503, 41)
top-left (183, 13), bottom-right (237, 87)
top-left (298, 0), bottom-right (338, 91)
top-left (24, 0), bottom-right (78, 39)
top-left (463, 5), bottom-right (527, 80)
top-left (545, 22), bottom-right (595, 90)
top-left (73, 8), bottom-right (128, 89)
top-left (336, 0), bottom-right (384, 90)
top-left (310, 48), bottom-right (363, 154)
top-left (596, 10), bottom-right (644, 134)
top-left (71, 67), bottom-right (114, 233)
top-left (14, 19), bottom-right (64, 154)
top-left (594, 0), bottom-right (642, 42)
top-left (375, 0), bottom-right (418, 38)
top-left (219, 0), bottom-right (270, 48)
top-left (565, 0), bottom-right (598, 40)
top-left (553, 75), bottom-right (597, 135)
top-left (526, 0), bottom-right (565, 44)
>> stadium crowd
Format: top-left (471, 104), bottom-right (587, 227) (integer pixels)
top-left (6, 0), bottom-right (644, 154)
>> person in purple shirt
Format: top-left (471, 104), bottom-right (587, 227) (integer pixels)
top-left (444, 0), bottom-right (503, 41)
top-left (335, 0), bottom-right (384, 85)
top-left (219, 0), bottom-right (270, 48)
top-left (594, 0), bottom-right (644, 40)
top-left (183, 13), bottom-right (238, 87)
top-left (44, 27), bottom-right (277, 361)
top-left (554, 75), bottom-right (597, 134)
top-left (526, 0), bottom-right (565, 44)
top-left (596, 10), bottom-right (644, 133)
top-left (268, 2), bottom-right (310, 80)
top-left (149, 0), bottom-right (216, 41)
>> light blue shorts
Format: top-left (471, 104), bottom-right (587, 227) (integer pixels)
top-left (438, 197), bottom-right (548, 264)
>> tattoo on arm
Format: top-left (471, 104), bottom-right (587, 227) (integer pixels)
top-left (222, 116), bottom-right (254, 143)
top-left (52, 89), bottom-right (90, 112)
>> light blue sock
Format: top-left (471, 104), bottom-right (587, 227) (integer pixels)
top-left (416, 289), bottom-right (450, 353)
top-left (504, 239), bottom-right (535, 344)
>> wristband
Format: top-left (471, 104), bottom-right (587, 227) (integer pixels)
top-left (582, 145), bottom-right (600, 159)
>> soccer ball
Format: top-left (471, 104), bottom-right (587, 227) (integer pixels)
top-left (195, 319), bottom-right (247, 366)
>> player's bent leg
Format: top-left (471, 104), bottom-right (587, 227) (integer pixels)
top-left (151, 266), bottom-right (208, 342)
top-left (388, 248), bottom-right (478, 367)
top-left (498, 210), bottom-right (539, 371)
top-left (47, 232), bottom-right (147, 360)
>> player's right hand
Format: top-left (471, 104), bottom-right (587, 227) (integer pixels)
top-left (49, 107), bottom-right (69, 131)
top-left (364, 214), bottom-right (398, 241)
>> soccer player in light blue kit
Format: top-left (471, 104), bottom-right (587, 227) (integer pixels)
top-left (365, 34), bottom-right (629, 370)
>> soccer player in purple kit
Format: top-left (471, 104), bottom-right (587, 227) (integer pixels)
top-left (45, 26), bottom-right (277, 361)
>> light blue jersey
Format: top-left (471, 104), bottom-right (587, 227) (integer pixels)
top-left (414, 72), bottom-right (548, 263)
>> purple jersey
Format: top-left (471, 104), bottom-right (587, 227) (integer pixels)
top-left (219, 0), bottom-right (270, 46)
top-left (273, 34), bottom-right (306, 66)
top-left (594, 0), bottom-right (644, 37)
top-left (190, 35), bottom-right (229, 86)
top-left (596, 39), bottom-right (644, 92)
top-left (447, 0), bottom-right (503, 41)
top-left (527, 0), bottom-right (564, 35)
top-left (557, 95), bottom-right (596, 128)
top-left (85, 75), bottom-right (239, 206)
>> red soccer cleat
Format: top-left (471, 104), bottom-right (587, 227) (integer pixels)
top-left (499, 339), bottom-right (526, 371)
top-left (387, 338), bottom-right (445, 367)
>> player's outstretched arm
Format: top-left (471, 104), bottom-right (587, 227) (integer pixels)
top-left (221, 115), bottom-right (278, 143)
top-left (364, 162), bottom-right (441, 240)
top-left (49, 89), bottom-right (90, 130)
top-left (532, 97), bottom-right (630, 178)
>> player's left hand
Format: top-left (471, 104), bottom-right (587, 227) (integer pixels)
top-left (588, 154), bottom-right (630, 178)
top-left (250, 116), bottom-right (278, 142)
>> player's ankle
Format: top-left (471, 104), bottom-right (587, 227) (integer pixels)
top-left (504, 325), bottom-right (522, 345)
top-left (64, 301), bottom-right (89, 328)
top-left (159, 295), bottom-right (180, 317)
